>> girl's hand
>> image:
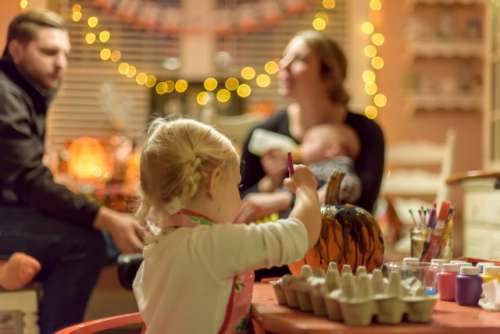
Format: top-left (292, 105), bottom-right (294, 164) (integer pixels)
top-left (283, 164), bottom-right (318, 195)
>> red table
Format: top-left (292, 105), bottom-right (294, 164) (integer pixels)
top-left (251, 283), bottom-right (500, 334)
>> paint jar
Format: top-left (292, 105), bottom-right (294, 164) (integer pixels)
top-left (450, 260), bottom-right (471, 266)
top-left (385, 261), bottom-right (432, 295)
top-left (437, 263), bottom-right (460, 301)
top-left (481, 266), bottom-right (500, 284)
top-left (403, 257), bottom-right (420, 265)
top-left (427, 259), bottom-right (448, 295)
top-left (476, 262), bottom-right (495, 274)
top-left (455, 266), bottom-right (482, 306)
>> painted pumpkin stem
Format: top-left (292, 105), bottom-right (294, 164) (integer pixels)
top-left (325, 170), bottom-right (345, 205)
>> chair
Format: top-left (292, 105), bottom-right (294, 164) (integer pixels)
top-left (54, 312), bottom-right (145, 334)
top-left (377, 129), bottom-right (456, 254)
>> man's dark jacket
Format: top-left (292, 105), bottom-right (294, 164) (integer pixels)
top-left (0, 56), bottom-right (98, 226)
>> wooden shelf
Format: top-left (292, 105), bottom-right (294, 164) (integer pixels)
top-left (409, 40), bottom-right (483, 58)
top-left (410, 94), bottom-right (482, 110)
top-left (446, 170), bottom-right (500, 184)
top-left (410, 0), bottom-right (484, 5)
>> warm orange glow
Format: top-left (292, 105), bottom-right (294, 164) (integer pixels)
top-left (67, 137), bottom-right (110, 181)
top-left (125, 148), bottom-right (140, 183)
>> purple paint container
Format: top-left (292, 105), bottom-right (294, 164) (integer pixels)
top-left (455, 266), bottom-right (482, 307)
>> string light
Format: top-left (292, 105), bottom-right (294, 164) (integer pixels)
top-left (99, 48), bottom-right (111, 60)
top-left (99, 31), bottom-right (110, 43)
top-left (19, 0), bottom-right (28, 10)
top-left (126, 65), bottom-right (137, 78)
top-left (76, 2), bottom-right (384, 107)
top-left (371, 56), bottom-right (384, 70)
top-left (135, 73), bottom-right (147, 86)
top-left (374, 93), bottom-right (387, 108)
top-left (364, 82), bottom-right (378, 95)
top-left (312, 17), bottom-right (327, 31)
top-left (314, 0), bottom-right (335, 32)
top-left (85, 33), bottom-right (96, 45)
top-left (87, 16), bottom-right (99, 28)
top-left (362, 1), bottom-right (386, 119)
top-left (72, 11), bottom-right (83, 22)
top-left (175, 79), bottom-right (189, 93)
top-left (196, 91), bottom-right (210, 105)
top-left (237, 84), bottom-right (252, 98)
top-left (371, 33), bottom-right (385, 46)
top-left (110, 50), bottom-right (122, 62)
top-left (74, 2), bottom-right (332, 102)
top-left (225, 77), bottom-right (239, 91)
top-left (315, 12), bottom-right (329, 23)
top-left (361, 22), bottom-right (374, 35)
top-left (365, 105), bottom-right (378, 119)
top-left (256, 74), bottom-right (271, 88)
top-left (362, 70), bottom-right (376, 84)
top-left (118, 62), bottom-right (129, 75)
top-left (241, 66), bottom-right (256, 80)
top-left (322, 0), bottom-right (335, 9)
top-left (369, 0), bottom-right (382, 11)
top-left (264, 60), bottom-right (279, 75)
top-left (204, 77), bottom-right (218, 91)
top-left (155, 82), bottom-right (168, 95)
top-left (364, 45), bottom-right (377, 58)
top-left (145, 74), bottom-right (157, 88)
top-left (216, 89), bottom-right (231, 103)
top-left (164, 80), bottom-right (175, 93)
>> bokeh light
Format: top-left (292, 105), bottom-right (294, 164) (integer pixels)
top-left (204, 77), bottom-right (218, 91)
top-left (237, 84), bottom-right (252, 98)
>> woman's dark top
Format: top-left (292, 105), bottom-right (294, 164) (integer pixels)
top-left (240, 109), bottom-right (385, 213)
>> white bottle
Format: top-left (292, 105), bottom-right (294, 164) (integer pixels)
top-left (248, 128), bottom-right (298, 156)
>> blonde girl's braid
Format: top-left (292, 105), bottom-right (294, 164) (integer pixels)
top-left (136, 192), bottom-right (152, 229)
top-left (164, 156), bottom-right (203, 215)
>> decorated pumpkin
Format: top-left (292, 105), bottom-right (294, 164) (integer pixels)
top-left (289, 171), bottom-right (384, 275)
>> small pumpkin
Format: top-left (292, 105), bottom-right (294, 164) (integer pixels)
top-left (289, 171), bottom-right (384, 274)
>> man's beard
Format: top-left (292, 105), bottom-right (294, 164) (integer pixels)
top-left (21, 65), bottom-right (62, 98)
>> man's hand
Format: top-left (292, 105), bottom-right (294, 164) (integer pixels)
top-left (94, 207), bottom-right (144, 254)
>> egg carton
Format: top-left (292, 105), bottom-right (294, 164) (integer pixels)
top-left (271, 263), bottom-right (437, 326)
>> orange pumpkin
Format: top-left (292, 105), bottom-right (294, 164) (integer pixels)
top-left (289, 171), bottom-right (384, 275)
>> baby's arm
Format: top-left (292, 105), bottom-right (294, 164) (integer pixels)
top-left (257, 175), bottom-right (281, 193)
top-left (0, 253), bottom-right (41, 290)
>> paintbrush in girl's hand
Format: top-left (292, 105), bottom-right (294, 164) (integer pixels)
top-left (287, 151), bottom-right (294, 177)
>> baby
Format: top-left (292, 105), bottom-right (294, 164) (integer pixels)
top-left (0, 252), bottom-right (41, 290)
top-left (258, 123), bottom-right (361, 203)
top-left (133, 118), bottom-right (321, 333)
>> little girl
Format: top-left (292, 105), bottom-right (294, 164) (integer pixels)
top-left (133, 118), bottom-right (321, 334)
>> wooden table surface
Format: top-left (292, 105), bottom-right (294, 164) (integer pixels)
top-left (251, 283), bottom-right (500, 334)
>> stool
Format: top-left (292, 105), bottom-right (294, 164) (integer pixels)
top-left (0, 285), bottom-right (39, 334)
